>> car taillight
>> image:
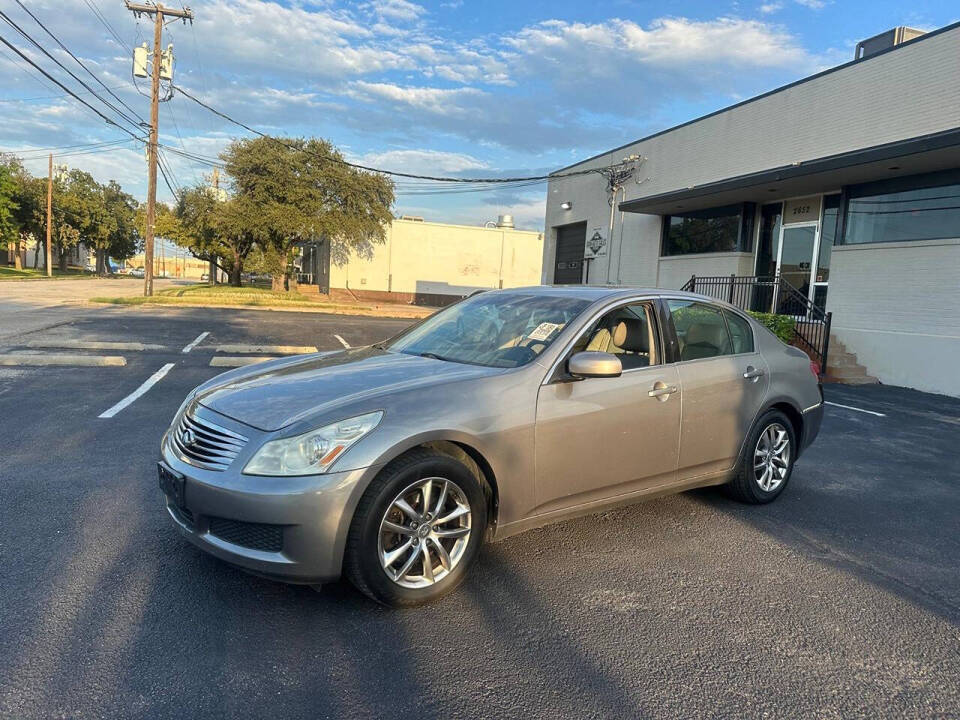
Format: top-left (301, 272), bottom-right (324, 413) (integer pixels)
top-left (810, 360), bottom-right (821, 378)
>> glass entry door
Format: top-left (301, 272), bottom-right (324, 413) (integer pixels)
top-left (775, 222), bottom-right (819, 316)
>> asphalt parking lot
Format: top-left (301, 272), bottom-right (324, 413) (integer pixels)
top-left (0, 305), bottom-right (958, 719)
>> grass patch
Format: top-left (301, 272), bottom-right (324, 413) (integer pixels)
top-left (91, 283), bottom-right (373, 311)
top-left (0, 266), bottom-right (94, 280)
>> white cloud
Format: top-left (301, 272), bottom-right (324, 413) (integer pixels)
top-left (794, 0), bottom-right (828, 8)
top-left (759, 2), bottom-right (784, 13)
top-left (351, 149), bottom-right (489, 174)
top-left (367, 0), bottom-right (427, 22)
top-left (349, 81), bottom-right (485, 116)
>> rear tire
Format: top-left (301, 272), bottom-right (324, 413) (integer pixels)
top-left (727, 409), bottom-right (796, 504)
top-left (344, 448), bottom-right (487, 607)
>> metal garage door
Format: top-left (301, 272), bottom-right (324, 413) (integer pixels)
top-left (553, 223), bottom-right (586, 284)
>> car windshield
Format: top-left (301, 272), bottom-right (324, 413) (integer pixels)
top-left (386, 292), bottom-right (591, 368)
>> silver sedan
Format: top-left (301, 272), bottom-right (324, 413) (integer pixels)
top-left (159, 286), bottom-right (823, 606)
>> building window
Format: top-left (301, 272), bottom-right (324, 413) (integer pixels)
top-left (842, 169), bottom-right (960, 245)
top-left (661, 203), bottom-right (755, 256)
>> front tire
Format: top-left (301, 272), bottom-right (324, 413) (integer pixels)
top-left (344, 449), bottom-right (487, 607)
top-left (727, 409), bottom-right (796, 504)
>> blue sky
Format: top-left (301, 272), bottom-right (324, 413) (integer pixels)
top-left (1, 0), bottom-right (957, 229)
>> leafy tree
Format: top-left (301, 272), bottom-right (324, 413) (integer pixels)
top-left (0, 156), bottom-right (22, 267)
top-left (221, 136), bottom-right (394, 291)
top-left (55, 169), bottom-right (102, 271)
top-left (88, 180), bottom-right (139, 274)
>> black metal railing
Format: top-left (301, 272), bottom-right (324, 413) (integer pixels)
top-left (681, 273), bottom-right (832, 373)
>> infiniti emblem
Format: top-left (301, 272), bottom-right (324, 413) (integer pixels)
top-left (181, 428), bottom-right (198, 447)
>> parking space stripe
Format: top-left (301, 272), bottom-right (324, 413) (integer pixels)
top-left (0, 354), bottom-right (126, 367)
top-left (210, 356), bottom-right (280, 367)
top-left (98, 363), bottom-right (175, 419)
top-left (214, 344), bottom-right (317, 354)
top-left (27, 340), bottom-right (165, 351)
top-left (181, 331), bottom-right (209, 354)
top-left (825, 401), bottom-right (886, 417)
top-left (334, 334), bottom-right (350, 349)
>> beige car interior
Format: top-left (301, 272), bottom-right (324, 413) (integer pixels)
top-left (582, 304), bottom-right (657, 369)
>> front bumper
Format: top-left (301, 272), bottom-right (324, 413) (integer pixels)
top-left (159, 424), bottom-right (382, 584)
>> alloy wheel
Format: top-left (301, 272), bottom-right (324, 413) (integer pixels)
top-left (378, 477), bottom-right (472, 589)
top-left (753, 422), bottom-right (791, 492)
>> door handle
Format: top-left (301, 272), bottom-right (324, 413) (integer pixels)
top-left (743, 366), bottom-right (765, 380)
top-left (648, 383), bottom-right (678, 398)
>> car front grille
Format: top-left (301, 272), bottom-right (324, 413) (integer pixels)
top-left (171, 406), bottom-right (248, 471)
top-left (208, 517), bottom-right (284, 553)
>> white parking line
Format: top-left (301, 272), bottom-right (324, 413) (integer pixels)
top-left (334, 334), bottom-right (350, 349)
top-left (181, 331), bottom-right (209, 354)
top-left (825, 401), bottom-right (886, 417)
top-left (98, 363), bottom-right (175, 419)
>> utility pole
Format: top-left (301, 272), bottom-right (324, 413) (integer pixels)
top-left (45, 153), bottom-right (53, 276)
top-left (125, 2), bottom-right (194, 296)
top-left (209, 167), bottom-right (219, 284)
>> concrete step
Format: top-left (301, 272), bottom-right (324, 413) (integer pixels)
top-left (828, 352), bottom-right (859, 367)
top-left (827, 374), bottom-right (880, 385)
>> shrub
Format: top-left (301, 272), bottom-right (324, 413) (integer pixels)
top-left (748, 311), bottom-right (796, 344)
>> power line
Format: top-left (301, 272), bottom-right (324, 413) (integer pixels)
top-left (2, 137), bottom-right (139, 155)
top-left (82, 0), bottom-right (131, 53)
top-left (0, 32), bottom-right (143, 139)
top-left (12, 0), bottom-right (145, 124)
top-left (0, 84), bottom-right (128, 103)
top-left (0, 10), bottom-right (143, 132)
top-left (171, 83), bottom-right (604, 184)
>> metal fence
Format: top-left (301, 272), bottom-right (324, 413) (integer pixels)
top-left (681, 273), bottom-right (832, 374)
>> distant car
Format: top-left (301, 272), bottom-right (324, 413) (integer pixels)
top-left (158, 286), bottom-right (823, 606)
top-left (201, 272), bottom-right (209, 282)
top-left (117, 267), bottom-right (130, 275)
top-left (130, 268), bottom-right (145, 278)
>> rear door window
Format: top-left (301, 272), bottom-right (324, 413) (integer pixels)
top-left (667, 300), bottom-right (733, 361)
top-left (724, 310), bottom-right (755, 354)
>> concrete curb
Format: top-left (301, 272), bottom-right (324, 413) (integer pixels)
top-left (85, 299), bottom-right (434, 319)
top-left (27, 340), bottom-right (166, 351)
top-left (210, 356), bottom-right (279, 367)
top-left (0, 353), bottom-right (127, 366)
top-left (215, 344), bottom-right (317, 354)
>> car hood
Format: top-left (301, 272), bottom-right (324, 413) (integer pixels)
top-left (196, 347), bottom-right (503, 432)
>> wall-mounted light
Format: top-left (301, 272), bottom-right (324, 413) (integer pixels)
top-left (560, 201), bottom-right (573, 210)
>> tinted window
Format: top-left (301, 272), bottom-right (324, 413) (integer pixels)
top-left (667, 300), bottom-right (732, 361)
top-left (843, 170), bottom-right (960, 245)
top-left (662, 203), bottom-right (755, 256)
top-left (724, 311), bottom-right (754, 354)
top-left (388, 292), bottom-right (589, 368)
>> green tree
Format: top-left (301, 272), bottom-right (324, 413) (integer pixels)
top-left (55, 169), bottom-right (102, 271)
top-left (221, 136), bottom-right (395, 291)
top-left (0, 157), bottom-right (21, 267)
top-left (90, 180), bottom-right (139, 274)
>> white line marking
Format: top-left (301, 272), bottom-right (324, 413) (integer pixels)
top-left (181, 331), bottom-right (209, 354)
top-left (334, 334), bottom-right (350, 349)
top-left (98, 363), bottom-right (175, 418)
top-left (825, 401), bottom-right (886, 417)
top-left (209, 356), bottom-right (280, 367)
top-left (0, 354), bottom-right (126, 367)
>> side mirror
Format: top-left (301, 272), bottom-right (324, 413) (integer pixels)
top-left (568, 351), bottom-right (622, 379)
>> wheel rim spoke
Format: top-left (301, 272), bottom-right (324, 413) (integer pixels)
top-left (433, 526), bottom-right (469, 539)
top-left (394, 498), bottom-right (422, 522)
top-left (382, 520), bottom-right (414, 536)
top-left (435, 504), bottom-right (469, 526)
top-left (382, 538), bottom-right (414, 568)
top-left (432, 479), bottom-right (449, 517)
top-left (395, 542), bottom-right (423, 581)
top-left (430, 537), bottom-right (451, 571)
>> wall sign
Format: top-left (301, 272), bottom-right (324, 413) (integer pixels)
top-left (783, 196), bottom-right (822, 224)
top-left (584, 228), bottom-right (608, 258)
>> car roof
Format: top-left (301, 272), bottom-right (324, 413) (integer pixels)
top-left (488, 285), bottom-right (713, 303)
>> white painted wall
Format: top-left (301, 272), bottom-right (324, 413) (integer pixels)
top-left (826, 238), bottom-right (960, 397)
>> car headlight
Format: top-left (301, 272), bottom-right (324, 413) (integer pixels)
top-left (242, 411), bottom-right (383, 476)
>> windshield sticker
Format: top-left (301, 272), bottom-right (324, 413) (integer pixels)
top-left (527, 322), bottom-right (562, 342)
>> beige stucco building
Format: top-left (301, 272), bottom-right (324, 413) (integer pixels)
top-left (299, 216), bottom-right (544, 306)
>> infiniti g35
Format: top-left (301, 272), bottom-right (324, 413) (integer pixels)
top-left (159, 286), bottom-right (823, 606)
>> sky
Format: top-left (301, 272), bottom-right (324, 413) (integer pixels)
top-left (1, 0), bottom-right (957, 231)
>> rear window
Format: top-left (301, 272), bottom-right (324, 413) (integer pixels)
top-left (724, 310), bottom-right (755, 354)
